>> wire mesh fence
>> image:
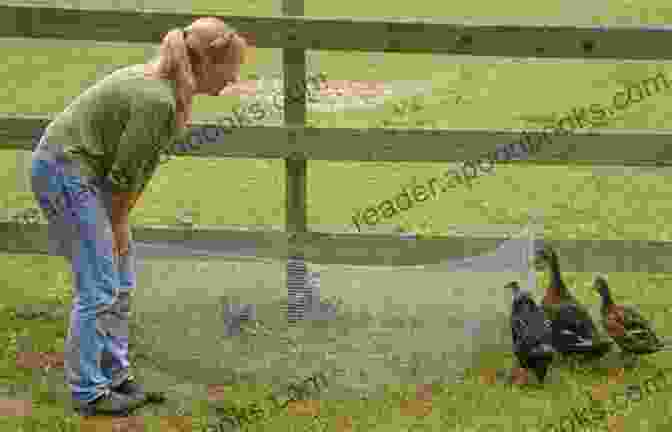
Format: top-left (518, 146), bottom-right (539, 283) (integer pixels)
top-left (127, 220), bottom-right (538, 400)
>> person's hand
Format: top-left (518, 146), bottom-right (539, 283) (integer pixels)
top-left (110, 192), bottom-right (137, 258)
top-left (111, 231), bottom-right (119, 264)
top-left (112, 222), bottom-right (130, 258)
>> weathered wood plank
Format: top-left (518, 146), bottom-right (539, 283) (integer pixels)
top-left (3, 113), bottom-right (672, 165)
top-left (282, 0), bottom-right (309, 324)
top-left (0, 113), bottom-right (49, 150)
top-left (1, 221), bottom-right (671, 272)
top-left (1, 4), bottom-right (672, 59)
top-left (282, 0), bottom-right (308, 237)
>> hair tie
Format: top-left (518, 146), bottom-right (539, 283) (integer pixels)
top-left (211, 32), bottom-right (235, 50)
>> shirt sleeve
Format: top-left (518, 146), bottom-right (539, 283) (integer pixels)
top-left (106, 97), bottom-right (177, 193)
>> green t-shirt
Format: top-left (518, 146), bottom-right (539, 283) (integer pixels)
top-left (44, 64), bottom-right (182, 193)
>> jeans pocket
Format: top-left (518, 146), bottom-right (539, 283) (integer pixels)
top-left (31, 158), bottom-right (57, 179)
top-left (63, 175), bottom-right (97, 209)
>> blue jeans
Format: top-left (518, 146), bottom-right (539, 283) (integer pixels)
top-left (30, 150), bottom-right (135, 404)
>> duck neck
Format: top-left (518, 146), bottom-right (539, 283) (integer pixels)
top-left (547, 254), bottom-right (570, 299)
top-left (598, 286), bottom-right (615, 309)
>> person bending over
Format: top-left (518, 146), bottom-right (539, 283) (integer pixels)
top-left (30, 17), bottom-right (247, 416)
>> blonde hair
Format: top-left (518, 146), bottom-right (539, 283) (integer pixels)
top-left (150, 17), bottom-right (245, 130)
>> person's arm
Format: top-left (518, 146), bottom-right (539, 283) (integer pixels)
top-left (109, 191), bottom-right (146, 259)
top-left (110, 192), bottom-right (140, 225)
top-left (107, 96), bottom-right (176, 255)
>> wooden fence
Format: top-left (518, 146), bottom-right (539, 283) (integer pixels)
top-left (2, 3), bottom-right (672, 272)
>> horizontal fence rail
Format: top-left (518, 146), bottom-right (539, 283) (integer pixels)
top-left (2, 4), bottom-right (672, 59)
top-left (2, 4), bottom-right (671, 277)
top-left (2, 114), bottom-right (672, 165)
top-left (1, 220), bottom-right (671, 272)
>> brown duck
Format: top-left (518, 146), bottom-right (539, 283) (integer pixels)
top-left (534, 244), bottom-right (612, 357)
top-left (593, 273), bottom-right (672, 356)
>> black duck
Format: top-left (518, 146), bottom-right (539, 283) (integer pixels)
top-left (508, 281), bottom-right (556, 383)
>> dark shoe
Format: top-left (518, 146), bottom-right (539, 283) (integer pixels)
top-left (76, 389), bottom-right (143, 417)
top-left (112, 376), bottom-right (147, 404)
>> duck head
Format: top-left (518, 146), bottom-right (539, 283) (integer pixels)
top-left (533, 244), bottom-right (558, 271)
top-left (508, 281), bottom-right (537, 314)
top-left (506, 281), bottom-right (522, 297)
top-left (507, 281), bottom-right (531, 304)
top-left (593, 274), bottom-right (614, 307)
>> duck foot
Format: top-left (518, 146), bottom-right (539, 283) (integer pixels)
top-left (658, 336), bottom-right (672, 345)
top-left (510, 367), bottom-right (529, 386)
top-left (620, 352), bottom-right (639, 369)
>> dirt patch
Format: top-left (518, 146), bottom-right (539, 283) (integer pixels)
top-left (222, 79), bottom-right (390, 97)
top-left (15, 351), bottom-right (64, 370)
top-left (0, 399), bottom-right (32, 417)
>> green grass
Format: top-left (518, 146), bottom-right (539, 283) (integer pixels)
top-left (3, 0), bottom-right (672, 430)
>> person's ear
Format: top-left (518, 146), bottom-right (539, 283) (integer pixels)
top-left (210, 32), bottom-right (234, 50)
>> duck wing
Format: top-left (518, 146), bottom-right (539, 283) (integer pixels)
top-left (548, 303), bottom-right (611, 355)
top-left (612, 306), bottom-right (666, 354)
top-left (551, 302), bottom-right (603, 335)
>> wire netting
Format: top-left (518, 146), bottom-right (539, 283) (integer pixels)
top-left (128, 224), bottom-right (538, 400)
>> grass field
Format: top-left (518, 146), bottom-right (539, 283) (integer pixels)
top-left (3, 0), bottom-right (672, 430)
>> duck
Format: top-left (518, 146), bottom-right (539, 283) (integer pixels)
top-left (534, 243), bottom-right (612, 357)
top-left (593, 274), bottom-right (672, 357)
top-left (533, 243), bottom-right (575, 308)
top-left (507, 281), bottom-right (556, 384)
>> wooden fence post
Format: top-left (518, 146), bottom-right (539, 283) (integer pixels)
top-left (283, 0), bottom-right (308, 324)
top-left (16, 150), bottom-right (31, 196)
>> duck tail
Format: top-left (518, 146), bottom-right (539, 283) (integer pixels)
top-left (533, 363), bottom-right (550, 383)
top-left (658, 336), bottom-right (672, 345)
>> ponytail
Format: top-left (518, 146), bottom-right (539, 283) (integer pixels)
top-left (149, 18), bottom-right (245, 131)
top-left (153, 28), bottom-right (197, 130)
